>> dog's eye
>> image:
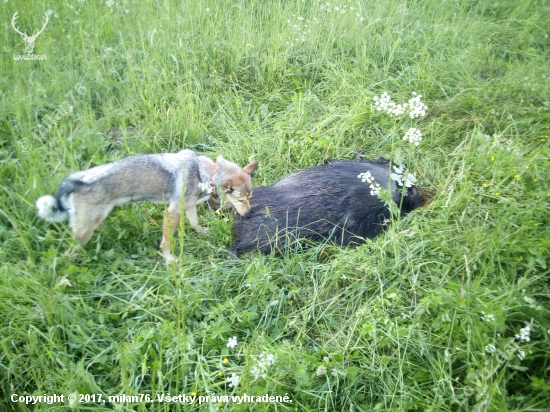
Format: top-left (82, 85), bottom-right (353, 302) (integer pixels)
top-left (238, 193), bottom-right (251, 202)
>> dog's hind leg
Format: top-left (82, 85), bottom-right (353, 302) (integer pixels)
top-left (68, 199), bottom-right (111, 255)
top-left (160, 202), bottom-right (180, 263)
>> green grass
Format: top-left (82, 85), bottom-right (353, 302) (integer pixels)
top-left (1, 0), bottom-right (549, 410)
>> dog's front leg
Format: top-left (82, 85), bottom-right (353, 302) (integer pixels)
top-left (160, 206), bottom-right (180, 263)
top-left (185, 205), bottom-right (208, 234)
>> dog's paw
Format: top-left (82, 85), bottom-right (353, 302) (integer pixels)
top-left (195, 227), bottom-right (209, 235)
top-left (164, 254), bottom-right (179, 264)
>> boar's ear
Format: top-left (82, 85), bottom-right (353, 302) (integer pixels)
top-left (221, 179), bottom-right (233, 193)
top-left (242, 160), bottom-right (258, 175)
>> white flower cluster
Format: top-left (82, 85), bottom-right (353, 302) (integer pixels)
top-left (369, 182), bottom-right (381, 196)
top-left (403, 127), bottom-right (423, 146)
top-left (316, 365), bottom-right (327, 376)
top-left (485, 133), bottom-right (521, 155)
top-left (480, 311), bottom-right (496, 322)
top-left (373, 92), bottom-right (406, 116)
top-left (357, 171), bottom-right (382, 196)
top-left (287, 16), bottom-right (309, 43)
top-left (485, 344), bottom-right (496, 354)
top-left (515, 324), bottom-right (532, 343)
top-left (319, 2), bottom-right (365, 21)
top-left (226, 373), bottom-right (240, 388)
top-left (408, 92), bottom-right (428, 118)
top-left (320, 2), bottom-right (355, 13)
top-left (373, 92), bottom-right (428, 118)
top-left (227, 336), bottom-right (238, 348)
top-left (250, 352), bottom-right (277, 381)
top-left (56, 276), bottom-right (72, 287)
top-left (357, 171), bottom-right (374, 183)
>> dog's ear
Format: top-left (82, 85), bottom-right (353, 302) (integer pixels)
top-left (242, 160), bottom-right (258, 175)
top-left (216, 155), bottom-right (228, 165)
top-left (221, 179), bottom-right (233, 192)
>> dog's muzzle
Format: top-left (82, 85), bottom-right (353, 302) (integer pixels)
top-left (234, 201), bottom-right (251, 216)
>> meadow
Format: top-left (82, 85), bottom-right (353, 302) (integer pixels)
top-left (1, 0), bottom-right (549, 410)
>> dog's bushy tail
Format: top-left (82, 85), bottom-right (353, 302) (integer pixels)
top-left (36, 195), bottom-right (68, 223)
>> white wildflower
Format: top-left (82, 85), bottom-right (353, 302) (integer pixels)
top-left (518, 350), bottom-right (526, 360)
top-left (358, 171), bottom-right (382, 195)
top-left (373, 92), bottom-right (391, 112)
top-left (265, 353), bottom-right (276, 365)
top-left (46, 9), bottom-right (54, 16)
top-left (227, 336), bottom-right (238, 348)
top-left (389, 102), bottom-right (407, 116)
top-left (403, 127), bottom-right (423, 146)
top-left (316, 365), bottom-right (327, 376)
top-left (331, 368), bottom-right (339, 377)
top-left (250, 352), bottom-right (277, 381)
top-left (57, 277), bottom-right (72, 287)
top-left (226, 373), bottom-right (240, 388)
top-left (515, 325), bottom-right (532, 343)
top-left (480, 311), bottom-right (496, 322)
top-left (323, 356), bottom-right (330, 363)
top-left (369, 182), bottom-right (381, 196)
top-left (106, 0), bottom-right (115, 7)
top-left (407, 92), bottom-right (428, 118)
top-left (374, 92), bottom-right (427, 118)
top-left (358, 171), bottom-right (374, 183)
top-left (485, 344), bottom-right (496, 354)
top-left (373, 92), bottom-right (406, 116)
top-left (250, 365), bottom-right (261, 380)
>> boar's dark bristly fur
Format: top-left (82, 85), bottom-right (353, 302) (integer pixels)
top-left (230, 159), bottom-right (421, 257)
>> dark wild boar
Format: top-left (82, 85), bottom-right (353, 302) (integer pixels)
top-left (230, 159), bottom-right (421, 257)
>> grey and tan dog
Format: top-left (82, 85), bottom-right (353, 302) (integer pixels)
top-left (36, 149), bottom-right (258, 262)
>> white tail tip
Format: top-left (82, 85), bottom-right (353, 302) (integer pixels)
top-left (36, 195), bottom-right (67, 223)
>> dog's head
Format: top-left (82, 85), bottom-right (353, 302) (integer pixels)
top-left (216, 155), bottom-right (258, 216)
